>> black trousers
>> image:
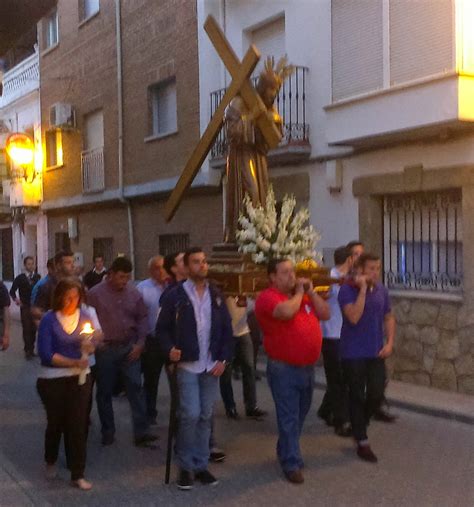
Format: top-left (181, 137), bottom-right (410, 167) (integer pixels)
top-left (219, 333), bottom-right (257, 412)
top-left (37, 375), bottom-right (92, 480)
top-left (342, 358), bottom-right (386, 442)
top-left (20, 306), bottom-right (36, 354)
top-left (319, 339), bottom-right (349, 426)
top-left (142, 335), bottom-right (165, 420)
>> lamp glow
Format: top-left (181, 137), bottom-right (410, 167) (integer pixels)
top-left (6, 134), bottom-right (35, 166)
top-left (80, 322), bottom-right (94, 335)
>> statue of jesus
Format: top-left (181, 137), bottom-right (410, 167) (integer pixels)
top-left (224, 57), bottom-right (293, 243)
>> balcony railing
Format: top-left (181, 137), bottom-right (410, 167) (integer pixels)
top-left (210, 65), bottom-right (309, 159)
top-left (0, 52), bottom-right (39, 109)
top-left (81, 147), bottom-right (105, 193)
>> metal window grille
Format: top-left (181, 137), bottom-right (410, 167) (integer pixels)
top-left (383, 190), bottom-right (462, 292)
top-left (93, 237), bottom-right (114, 269)
top-left (159, 233), bottom-right (189, 256)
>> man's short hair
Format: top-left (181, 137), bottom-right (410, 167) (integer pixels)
top-left (46, 258), bottom-right (54, 269)
top-left (93, 253), bottom-right (104, 263)
top-left (23, 256), bottom-right (34, 266)
top-left (267, 258), bottom-right (290, 275)
top-left (164, 252), bottom-right (180, 278)
top-left (54, 250), bottom-right (74, 266)
top-left (356, 252), bottom-right (380, 270)
top-left (334, 246), bottom-right (351, 266)
top-left (184, 247), bottom-right (204, 266)
top-left (147, 255), bottom-right (163, 270)
top-left (346, 240), bottom-right (364, 255)
top-left (110, 256), bottom-right (133, 273)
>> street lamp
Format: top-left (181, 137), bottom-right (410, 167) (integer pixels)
top-left (5, 133), bottom-right (36, 182)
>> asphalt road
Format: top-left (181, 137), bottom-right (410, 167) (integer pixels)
top-left (0, 321), bottom-right (473, 506)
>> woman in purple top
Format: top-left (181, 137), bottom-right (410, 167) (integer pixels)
top-left (36, 278), bottom-right (96, 491)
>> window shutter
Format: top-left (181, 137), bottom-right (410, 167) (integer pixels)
top-left (389, 0), bottom-right (454, 85)
top-left (331, 0), bottom-right (383, 101)
top-left (250, 17), bottom-right (286, 71)
top-left (154, 80), bottom-right (177, 135)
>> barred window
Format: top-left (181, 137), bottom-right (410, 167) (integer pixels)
top-left (383, 190), bottom-right (462, 292)
top-left (159, 233), bottom-right (189, 256)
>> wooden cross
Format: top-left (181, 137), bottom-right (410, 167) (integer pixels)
top-left (164, 15), bottom-right (282, 222)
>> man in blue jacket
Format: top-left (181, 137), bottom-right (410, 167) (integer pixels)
top-left (157, 247), bottom-right (233, 490)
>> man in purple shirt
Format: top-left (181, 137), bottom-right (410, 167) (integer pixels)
top-left (88, 257), bottom-right (156, 448)
top-left (338, 253), bottom-right (395, 463)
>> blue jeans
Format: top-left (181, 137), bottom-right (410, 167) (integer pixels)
top-left (267, 358), bottom-right (315, 473)
top-left (176, 368), bottom-right (218, 472)
top-left (95, 345), bottom-right (149, 439)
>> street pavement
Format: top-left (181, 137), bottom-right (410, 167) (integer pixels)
top-left (1, 320), bottom-right (473, 507)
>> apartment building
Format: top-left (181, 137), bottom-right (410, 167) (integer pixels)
top-left (197, 0), bottom-right (474, 394)
top-left (0, 27), bottom-right (48, 281)
top-left (38, 0), bottom-right (222, 278)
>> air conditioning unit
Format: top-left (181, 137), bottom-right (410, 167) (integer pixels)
top-left (49, 102), bottom-right (76, 129)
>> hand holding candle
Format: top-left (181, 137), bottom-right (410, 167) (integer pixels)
top-left (78, 322), bottom-right (94, 385)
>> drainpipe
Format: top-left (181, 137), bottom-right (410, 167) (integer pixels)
top-left (115, 0), bottom-right (135, 276)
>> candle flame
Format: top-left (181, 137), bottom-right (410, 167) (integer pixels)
top-left (80, 322), bottom-right (94, 335)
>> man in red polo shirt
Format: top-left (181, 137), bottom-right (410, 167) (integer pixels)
top-left (255, 258), bottom-right (329, 484)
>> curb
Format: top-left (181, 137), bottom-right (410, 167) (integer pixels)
top-left (257, 363), bottom-right (474, 426)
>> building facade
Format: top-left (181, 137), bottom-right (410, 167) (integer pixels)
top-left (197, 0), bottom-right (474, 394)
top-left (0, 28), bottom-right (47, 281)
top-left (38, 0), bottom-right (222, 279)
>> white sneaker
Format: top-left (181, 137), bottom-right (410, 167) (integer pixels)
top-left (71, 478), bottom-right (93, 490)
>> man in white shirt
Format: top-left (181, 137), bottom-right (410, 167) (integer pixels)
top-left (156, 247), bottom-right (233, 490)
top-left (318, 246), bottom-right (352, 437)
top-left (137, 255), bottom-right (168, 425)
top-left (220, 296), bottom-right (267, 419)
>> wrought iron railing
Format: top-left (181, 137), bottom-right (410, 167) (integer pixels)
top-left (210, 65), bottom-right (309, 159)
top-left (81, 147), bottom-right (105, 193)
top-left (383, 190), bottom-right (463, 292)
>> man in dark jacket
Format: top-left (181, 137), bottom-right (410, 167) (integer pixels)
top-left (157, 247), bottom-right (233, 490)
top-left (10, 256), bottom-right (40, 358)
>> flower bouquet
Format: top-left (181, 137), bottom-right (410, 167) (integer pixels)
top-left (236, 185), bottom-right (321, 265)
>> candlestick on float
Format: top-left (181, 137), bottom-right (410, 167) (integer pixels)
top-left (78, 322), bottom-right (94, 385)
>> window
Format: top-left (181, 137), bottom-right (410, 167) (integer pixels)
top-left (55, 232), bottom-right (70, 253)
top-left (79, 0), bottom-right (100, 22)
top-left (93, 237), bottom-right (114, 268)
top-left (0, 227), bottom-right (13, 281)
top-left (44, 9), bottom-right (59, 49)
top-left (149, 79), bottom-right (177, 137)
top-left (383, 190), bottom-right (462, 292)
top-left (249, 16), bottom-right (285, 73)
top-left (159, 233), bottom-right (189, 256)
top-left (45, 130), bottom-right (63, 168)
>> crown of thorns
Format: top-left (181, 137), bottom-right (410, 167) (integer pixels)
top-left (260, 56), bottom-right (294, 88)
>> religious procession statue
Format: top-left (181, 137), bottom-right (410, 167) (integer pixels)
top-left (224, 56), bottom-right (293, 243)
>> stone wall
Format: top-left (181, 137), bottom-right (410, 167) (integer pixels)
top-left (389, 296), bottom-right (474, 394)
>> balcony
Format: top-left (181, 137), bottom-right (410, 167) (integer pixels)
top-left (209, 65), bottom-right (310, 167)
top-left (0, 51), bottom-right (39, 109)
top-left (81, 147), bottom-right (105, 193)
top-left (324, 73), bottom-right (474, 148)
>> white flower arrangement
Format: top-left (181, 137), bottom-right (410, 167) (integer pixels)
top-left (236, 185), bottom-right (321, 264)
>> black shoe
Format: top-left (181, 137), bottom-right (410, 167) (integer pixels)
top-left (209, 450), bottom-right (226, 463)
top-left (246, 407), bottom-right (267, 419)
top-left (317, 411), bottom-right (334, 427)
top-left (148, 417), bottom-right (158, 427)
top-left (226, 408), bottom-right (240, 420)
top-left (177, 469), bottom-right (193, 490)
top-left (101, 434), bottom-right (115, 446)
top-left (334, 423), bottom-right (352, 438)
top-left (25, 351), bottom-right (34, 360)
top-left (357, 444), bottom-right (378, 463)
top-left (134, 434), bottom-right (158, 447)
top-left (195, 469), bottom-right (218, 486)
top-left (373, 408), bottom-right (397, 423)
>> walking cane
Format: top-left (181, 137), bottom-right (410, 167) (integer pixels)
top-left (165, 361), bottom-right (179, 484)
